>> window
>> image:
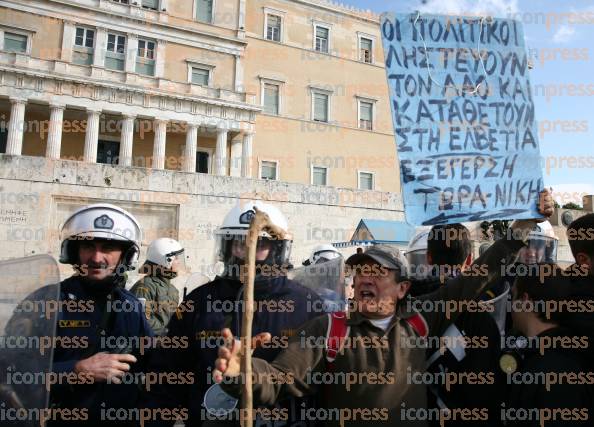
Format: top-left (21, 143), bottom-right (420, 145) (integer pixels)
top-left (141, 0), bottom-right (159, 10)
top-left (196, 151), bottom-right (210, 173)
top-left (313, 92), bottom-right (329, 122)
top-left (312, 166), bottom-right (328, 186)
top-left (360, 37), bottom-right (373, 63)
top-left (73, 27), bottom-right (94, 66)
top-left (0, 127), bottom-right (7, 154)
top-left (97, 140), bottom-right (120, 165)
top-left (359, 101), bottom-right (373, 130)
top-left (358, 171), bottom-right (374, 190)
top-left (315, 26), bottom-right (329, 53)
top-left (111, 0), bottom-right (129, 3)
top-left (260, 160), bottom-right (278, 180)
top-left (4, 32), bottom-right (28, 53)
top-left (263, 83), bottom-right (279, 115)
top-left (105, 33), bottom-right (126, 71)
top-left (196, 0), bottom-right (213, 23)
top-left (136, 39), bottom-right (156, 76)
top-left (191, 67), bottom-right (210, 86)
top-left (266, 15), bottom-right (281, 42)
top-left (137, 39), bottom-right (155, 60)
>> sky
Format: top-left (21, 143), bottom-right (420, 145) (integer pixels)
top-left (344, 0), bottom-right (594, 205)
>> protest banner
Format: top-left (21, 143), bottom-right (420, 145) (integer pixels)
top-left (381, 12), bottom-right (544, 225)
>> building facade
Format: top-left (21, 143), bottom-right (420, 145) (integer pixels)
top-left (0, 0), bottom-right (407, 283)
top-left (0, 0), bottom-right (399, 192)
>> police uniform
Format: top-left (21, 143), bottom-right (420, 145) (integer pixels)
top-left (48, 276), bottom-right (153, 426)
top-left (131, 274), bottom-right (179, 336)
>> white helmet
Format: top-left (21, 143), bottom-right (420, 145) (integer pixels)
top-left (214, 200), bottom-right (292, 279)
top-left (405, 227), bottom-right (432, 280)
top-left (145, 238), bottom-right (185, 269)
top-left (216, 200), bottom-right (291, 239)
top-left (518, 221), bottom-right (559, 264)
top-left (59, 203), bottom-right (142, 270)
top-left (303, 244), bottom-right (341, 266)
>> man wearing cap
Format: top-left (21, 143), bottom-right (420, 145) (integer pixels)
top-left (212, 191), bottom-right (554, 426)
top-left (11, 203), bottom-right (153, 426)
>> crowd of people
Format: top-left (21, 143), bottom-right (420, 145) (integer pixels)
top-left (4, 188), bottom-right (594, 426)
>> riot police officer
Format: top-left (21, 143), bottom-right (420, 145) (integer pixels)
top-left (143, 200), bottom-right (323, 426)
top-left (47, 203), bottom-right (152, 426)
top-left (131, 237), bottom-right (185, 335)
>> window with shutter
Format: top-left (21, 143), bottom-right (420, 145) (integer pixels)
top-left (4, 32), bottom-right (27, 53)
top-left (315, 26), bottom-right (329, 53)
top-left (360, 37), bottom-right (373, 63)
top-left (312, 167), bottom-right (327, 186)
top-left (136, 39), bottom-right (156, 76)
top-left (142, 0), bottom-right (159, 10)
top-left (196, 0), bottom-right (213, 23)
top-left (359, 172), bottom-right (374, 190)
top-left (313, 92), bottom-right (329, 122)
top-left (261, 161), bottom-right (278, 180)
top-left (359, 101), bottom-right (373, 130)
top-left (73, 28), bottom-right (95, 65)
top-left (105, 33), bottom-right (126, 71)
top-left (191, 67), bottom-right (210, 86)
top-left (266, 15), bottom-right (281, 42)
top-left (263, 84), bottom-right (279, 115)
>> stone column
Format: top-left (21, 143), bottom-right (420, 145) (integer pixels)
top-left (241, 131), bottom-right (254, 178)
top-left (229, 139), bottom-right (242, 177)
top-left (118, 114), bottom-right (136, 167)
top-left (214, 125), bottom-right (228, 176)
top-left (5, 98), bottom-right (27, 155)
top-left (45, 103), bottom-right (65, 159)
top-left (183, 123), bottom-right (198, 173)
top-left (152, 119), bottom-right (167, 169)
top-left (83, 109), bottom-right (101, 163)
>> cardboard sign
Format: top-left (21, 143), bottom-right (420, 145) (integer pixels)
top-left (381, 12), bottom-right (544, 225)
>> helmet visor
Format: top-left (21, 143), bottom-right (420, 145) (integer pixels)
top-left (517, 237), bottom-right (558, 264)
top-left (215, 233), bottom-right (291, 279)
top-left (405, 249), bottom-right (431, 279)
top-left (168, 249), bottom-right (187, 273)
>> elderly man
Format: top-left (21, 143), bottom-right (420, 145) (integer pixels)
top-left (212, 192), bottom-right (554, 426)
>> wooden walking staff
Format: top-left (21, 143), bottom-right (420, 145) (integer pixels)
top-left (240, 207), bottom-right (287, 427)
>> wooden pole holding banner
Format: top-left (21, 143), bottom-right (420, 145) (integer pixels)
top-left (240, 207), bottom-right (287, 427)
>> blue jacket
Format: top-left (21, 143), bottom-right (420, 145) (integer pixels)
top-left (42, 276), bottom-right (153, 426)
top-left (143, 275), bottom-right (324, 426)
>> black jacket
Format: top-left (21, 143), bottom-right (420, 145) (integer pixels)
top-left (506, 327), bottom-right (593, 426)
top-left (5, 276), bottom-right (153, 427)
top-left (413, 276), bottom-right (505, 426)
top-left (142, 275), bottom-right (323, 426)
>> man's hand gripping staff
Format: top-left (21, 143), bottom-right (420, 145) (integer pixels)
top-left (212, 207), bottom-right (285, 427)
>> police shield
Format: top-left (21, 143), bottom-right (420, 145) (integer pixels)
top-left (479, 281), bottom-right (510, 336)
top-left (0, 255), bottom-right (60, 426)
top-left (288, 256), bottom-right (346, 312)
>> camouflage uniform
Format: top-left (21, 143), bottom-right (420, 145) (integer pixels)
top-left (131, 274), bottom-right (179, 336)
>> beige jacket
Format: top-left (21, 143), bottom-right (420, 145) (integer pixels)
top-left (222, 237), bottom-right (523, 426)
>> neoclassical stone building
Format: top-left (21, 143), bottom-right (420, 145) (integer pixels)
top-left (0, 0), bottom-right (398, 190)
